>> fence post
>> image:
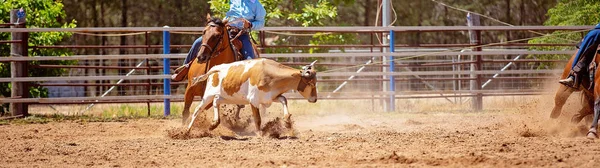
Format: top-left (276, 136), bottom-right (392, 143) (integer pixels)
top-left (388, 30), bottom-right (395, 112)
top-left (467, 12), bottom-right (483, 111)
top-left (9, 9), bottom-right (28, 116)
top-left (163, 26), bottom-right (171, 116)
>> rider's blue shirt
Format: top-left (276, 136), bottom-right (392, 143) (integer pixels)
top-left (572, 23), bottom-right (600, 68)
top-left (226, 0), bottom-right (266, 30)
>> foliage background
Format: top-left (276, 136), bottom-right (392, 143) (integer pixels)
top-left (0, 0), bottom-right (77, 99)
top-left (527, 0), bottom-right (600, 68)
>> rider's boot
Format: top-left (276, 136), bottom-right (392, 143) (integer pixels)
top-left (559, 59), bottom-right (586, 88)
top-left (559, 76), bottom-right (577, 88)
top-left (171, 64), bottom-right (190, 82)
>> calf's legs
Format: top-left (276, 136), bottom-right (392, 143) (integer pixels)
top-left (209, 95), bottom-right (222, 130)
top-left (186, 95), bottom-right (214, 133)
top-left (277, 96), bottom-right (293, 128)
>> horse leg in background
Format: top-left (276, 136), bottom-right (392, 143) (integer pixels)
top-left (572, 92), bottom-right (594, 123)
top-left (208, 95), bottom-right (222, 130)
top-left (551, 84), bottom-right (576, 118)
top-left (587, 98), bottom-right (600, 139)
top-left (233, 105), bottom-right (243, 120)
top-left (587, 63), bottom-right (600, 139)
top-left (251, 105), bottom-right (262, 136)
top-left (277, 95), bottom-right (292, 129)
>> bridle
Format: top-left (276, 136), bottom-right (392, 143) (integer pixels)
top-left (199, 22), bottom-right (226, 62)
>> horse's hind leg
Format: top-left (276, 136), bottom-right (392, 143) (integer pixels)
top-left (587, 98), bottom-right (600, 139)
top-left (572, 93), bottom-right (594, 123)
top-left (551, 85), bottom-right (576, 118)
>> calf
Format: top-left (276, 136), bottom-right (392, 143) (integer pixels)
top-left (186, 58), bottom-right (318, 135)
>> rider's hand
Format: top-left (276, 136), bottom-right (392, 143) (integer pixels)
top-left (241, 19), bottom-right (252, 29)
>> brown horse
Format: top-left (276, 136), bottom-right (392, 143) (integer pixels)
top-left (181, 14), bottom-right (258, 125)
top-left (550, 48), bottom-right (600, 138)
top-left (550, 50), bottom-right (594, 123)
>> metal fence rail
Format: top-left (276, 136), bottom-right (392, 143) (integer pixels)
top-left (0, 25), bottom-right (584, 116)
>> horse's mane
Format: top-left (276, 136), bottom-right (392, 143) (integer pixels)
top-left (208, 17), bottom-right (225, 27)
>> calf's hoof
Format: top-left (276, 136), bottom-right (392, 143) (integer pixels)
top-left (284, 114), bottom-right (293, 129)
top-left (209, 120), bottom-right (221, 131)
top-left (255, 131), bottom-right (263, 137)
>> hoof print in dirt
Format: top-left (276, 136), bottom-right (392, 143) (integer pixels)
top-left (167, 127), bottom-right (212, 140)
top-left (220, 136), bottom-right (249, 141)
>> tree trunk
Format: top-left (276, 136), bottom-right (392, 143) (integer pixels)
top-left (363, 0), bottom-right (370, 26)
top-left (505, 0), bottom-right (511, 41)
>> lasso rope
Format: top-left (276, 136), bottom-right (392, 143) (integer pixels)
top-left (430, 0), bottom-right (579, 43)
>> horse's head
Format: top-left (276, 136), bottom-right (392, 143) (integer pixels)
top-left (197, 14), bottom-right (228, 63)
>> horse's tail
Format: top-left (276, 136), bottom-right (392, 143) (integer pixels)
top-left (192, 70), bottom-right (220, 87)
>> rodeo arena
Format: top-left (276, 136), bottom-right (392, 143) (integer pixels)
top-left (3, 1), bottom-right (600, 167)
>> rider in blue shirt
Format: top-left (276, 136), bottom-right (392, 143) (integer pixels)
top-left (559, 23), bottom-right (600, 88)
top-left (172, 0), bottom-right (266, 81)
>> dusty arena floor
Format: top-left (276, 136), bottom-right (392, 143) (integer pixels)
top-left (2, 97), bottom-right (600, 167)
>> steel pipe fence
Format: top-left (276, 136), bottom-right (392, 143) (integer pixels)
top-left (0, 26), bottom-right (584, 115)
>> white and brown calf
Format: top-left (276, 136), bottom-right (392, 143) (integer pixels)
top-left (186, 58), bottom-right (318, 135)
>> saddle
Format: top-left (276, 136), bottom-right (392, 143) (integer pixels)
top-left (586, 45), bottom-right (600, 90)
top-left (226, 22), bottom-right (259, 61)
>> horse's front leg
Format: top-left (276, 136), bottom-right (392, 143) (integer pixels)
top-left (551, 84), bottom-right (576, 119)
top-left (182, 82), bottom-right (206, 125)
top-left (182, 88), bottom-right (195, 125)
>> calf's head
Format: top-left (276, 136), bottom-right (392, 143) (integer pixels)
top-left (296, 62), bottom-right (318, 103)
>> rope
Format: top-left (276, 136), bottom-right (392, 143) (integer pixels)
top-left (430, 0), bottom-right (579, 43)
top-left (73, 32), bottom-right (148, 37)
top-left (321, 28), bottom-right (590, 73)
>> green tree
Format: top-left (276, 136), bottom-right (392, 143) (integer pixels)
top-left (0, 0), bottom-right (77, 101)
top-left (528, 0), bottom-right (600, 64)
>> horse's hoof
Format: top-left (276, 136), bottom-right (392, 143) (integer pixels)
top-left (550, 112), bottom-right (560, 119)
top-left (587, 131), bottom-right (598, 139)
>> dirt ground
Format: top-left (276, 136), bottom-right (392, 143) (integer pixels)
top-left (3, 96), bottom-right (600, 167)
